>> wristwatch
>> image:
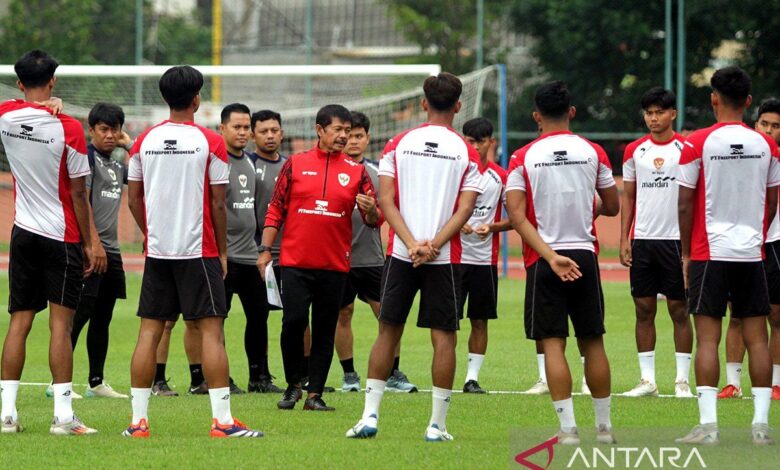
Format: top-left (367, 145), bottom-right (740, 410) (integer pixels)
top-left (258, 244), bottom-right (271, 254)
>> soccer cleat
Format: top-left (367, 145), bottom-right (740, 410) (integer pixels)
top-left (424, 423), bottom-right (454, 442)
top-left (342, 372), bottom-right (361, 392)
top-left (210, 417), bottom-right (263, 438)
top-left (85, 382), bottom-right (128, 399)
top-left (45, 384), bottom-right (83, 399)
top-left (556, 427), bottom-right (580, 446)
top-left (524, 379), bottom-right (550, 395)
top-left (303, 394), bottom-right (335, 411)
top-left (752, 423), bottom-right (774, 445)
top-left (152, 378), bottom-right (179, 397)
top-left (188, 381), bottom-right (209, 395)
top-left (675, 423), bottom-right (719, 445)
top-left (248, 375), bottom-right (284, 394)
top-left (717, 384), bottom-right (742, 399)
top-left (1, 416), bottom-right (23, 433)
top-left (229, 378), bottom-right (245, 395)
top-left (345, 415), bottom-right (378, 439)
top-left (50, 415), bottom-right (98, 435)
top-left (622, 379), bottom-right (659, 397)
top-left (277, 385), bottom-right (303, 410)
top-left (386, 370), bottom-right (418, 393)
top-left (121, 418), bottom-right (150, 438)
top-left (675, 381), bottom-right (695, 398)
top-left (581, 377), bottom-right (591, 396)
top-left (771, 385), bottom-right (780, 401)
top-left (463, 380), bottom-right (487, 394)
top-left (596, 424), bottom-right (617, 444)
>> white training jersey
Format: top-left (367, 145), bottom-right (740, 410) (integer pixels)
top-left (128, 120), bottom-right (229, 259)
top-left (378, 123), bottom-right (484, 264)
top-left (506, 131), bottom-right (616, 268)
top-left (460, 161), bottom-right (507, 265)
top-left (622, 133), bottom-right (685, 240)
top-left (0, 100), bottom-right (89, 242)
top-left (768, 205), bottom-right (780, 243)
top-left (677, 122), bottom-right (780, 261)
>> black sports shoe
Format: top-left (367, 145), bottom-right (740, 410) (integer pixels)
top-left (463, 380), bottom-right (487, 394)
top-left (229, 378), bottom-right (245, 395)
top-left (303, 394), bottom-right (335, 411)
top-left (277, 385), bottom-right (303, 410)
top-left (188, 381), bottom-right (209, 395)
top-left (248, 375), bottom-right (284, 394)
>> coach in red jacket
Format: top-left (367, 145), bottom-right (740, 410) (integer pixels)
top-left (258, 104), bottom-right (379, 411)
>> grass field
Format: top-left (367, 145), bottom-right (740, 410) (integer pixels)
top-left (0, 274), bottom-right (778, 469)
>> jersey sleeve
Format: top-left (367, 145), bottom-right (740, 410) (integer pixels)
top-left (762, 134), bottom-right (780, 188)
top-left (505, 150), bottom-right (527, 193)
top-left (595, 144), bottom-right (616, 189)
top-left (61, 116), bottom-right (90, 179)
top-left (622, 143), bottom-right (636, 182)
top-left (677, 141), bottom-right (701, 189)
top-left (461, 146), bottom-right (484, 193)
top-left (208, 136), bottom-right (229, 184)
top-left (377, 138), bottom-right (397, 178)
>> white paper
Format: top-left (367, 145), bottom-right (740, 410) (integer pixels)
top-left (265, 261), bottom-right (283, 308)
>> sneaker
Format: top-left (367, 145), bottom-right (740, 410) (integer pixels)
top-left (675, 423), bottom-right (719, 445)
top-left (424, 423), bottom-right (454, 442)
top-left (771, 385), bottom-right (780, 401)
top-left (210, 417), bottom-right (263, 438)
top-left (229, 378), bottom-right (245, 395)
top-left (717, 384), bottom-right (742, 399)
top-left (556, 427), bottom-right (580, 446)
top-left (152, 378), bottom-right (179, 397)
top-left (386, 370), bottom-right (418, 393)
top-left (524, 379), bottom-right (550, 395)
top-left (277, 385), bottom-right (303, 410)
top-left (623, 379), bottom-right (659, 397)
top-left (85, 382), bottom-right (128, 399)
top-left (45, 384), bottom-right (83, 399)
top-left (752, 423), bottom-right (774, 445)
top-left (50, 415), bottom-right (97, 435)
top-left (596, 424), bottom-right (617, 444)
top-left (1, 416), bottom-right (23, 433)
top-left (248, 375), bottom-right (284, 394)
top-left (675, 381), bottom-right (695, 398)
top-left (188, 381), bottom-right (209, 395)
top-left (303, 394), bottom-right (335, 411)
top-left (346, 415), bottom-right (378, 438)
top-left (342, 372), bottom-right (361, 392)
top-left (121, 418), bottom-right (150, 438)
top-left (581, 377), bottom-right (591, 396)
top-left (463, 380), bottom-right (486, 394)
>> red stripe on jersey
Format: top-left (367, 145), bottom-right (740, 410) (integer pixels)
top-left (386, 172), bottom-right (401, 257)
top-left (449, 171), bottom-right (468, 264)
top-left (201, 165), bottom-right (218, 257)
top-left (690, 162), bottom-right (710, 260)
top-left (58, 148), bottom-right (80, 243)
top-left (522, 166), bottom-right (540, 268)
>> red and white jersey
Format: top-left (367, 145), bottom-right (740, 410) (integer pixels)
top-left (677, 122), bottom-right (780, 261)
top-left (378, 123), bottom-right (484, 264)
top-left (128, 120), bottom-right (229, 259)
top-left (461, 161), bottom-right (507, 265)
top-left (506, 131), bottom-right (616, 268)
top-left (622, 133), bottom-right (686, 240)
top-left (0, 100), bottom-right (89, 242)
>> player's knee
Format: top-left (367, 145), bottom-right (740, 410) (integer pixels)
top-left (768, 311), bottom-right (780, 329)
top-left (163, 320), bottom-right (176, 333)
top-left (635, 307), bottom-right (655, 324)
top-left (470, 319), bottom-right (488, 332)
top-left (728, 317), bottom-right (743, 329)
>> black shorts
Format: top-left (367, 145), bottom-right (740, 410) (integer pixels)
top-left (378, 257), bottom-right (461, 331)
top-left (629, 239), bottom-right (685, 300)
top-left (458, 264), bottom-right (498, 320)
top-left (8, 225), bottom-right (84, 313)
top-left (524, 250), bottom-right (605, 340)
top-left (224, 260), bottom-right (282, 312)
top-left (82, 251), bottom-right (126, 300)
top-left (764, 241), bottom-right (780, 305)
top-left (688, 260), bottom-right (770, 318)
top-left (137, 257), bottom-right (227, 321)
top-left (340, 266), bottom-right (382, 309)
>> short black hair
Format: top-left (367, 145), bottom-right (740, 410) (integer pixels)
top-left (423, 72), bottom-right (462, 112)
top-left (251, 110), bottom-right (282, 131)
top-left (14, 50), bottom-right (58, 88)
top-left (221, 103), bottom-right (250, 124)
top-left (159, 65), bottom-right (203, 110)
top-left (711, 66), bottom-right (752, 108)
top-left (757, 98), bottom-right (780, 119)
top-left (350, 111), bottom-right (370, 133)
top-left (462, 117), bottom-right (494, 140)
top-left (316, 104), bottom-right (352, 129)
top-left (534, 81), bottom-right (571, 119)
top-left (641, 87), bottom-right (676, 110)
top-left (88, 103), bottom-right (125, 129)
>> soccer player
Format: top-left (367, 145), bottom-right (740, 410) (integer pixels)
top-left (620, 87), bottom-right (694, 398)
top-left (122, 65), bottom-right (262, 438)
top-left (335, 111), bottom-right (417, 393)
top-left (0, 50), bottom-right (99, 435)
top-left (676, 66), bottom-right (778, 446)
top-left (458, 117), bottom-right (510, 394)
top-left (505, 81), bottom-right (620, 446)
top-left (258, 104), bottom-right (379, 412)
top-left (718, 97), bottom-right (780, 401)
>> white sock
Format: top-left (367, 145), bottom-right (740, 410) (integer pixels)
top-left (553, 397), bottom-right (576, 431)
top-left (752, 387), bottom-right (772, 425)
top-left (772, 365), bottom-right (780, 387)
top-left (465, 353), bottom-right (484, 383)
top-left (130, 388), bottom-right (151, 424)
top-left (537, 354), bottom-right (547, 382)
top-left (697, 386), bottom-right (717, 425)
top-left (0, 380), bottom-right (20, 421)
top-left (362, 379), bottom-right (385, 422)
top-left (592, 396), bottom-right (612, 429)
top-left (208, 387), bottom-right (233, 425)
top-left (52, 382), bottom-right (74, 422)
top-left (638, 351), bottom-right (655, 383)
top-left (430, 386), bottom-right (452, 430)
top-left (725, 362), bottom-right (742, 387)
top-left (675, 352), bottom-right (692, 383)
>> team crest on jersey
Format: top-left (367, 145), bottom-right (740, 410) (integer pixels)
top-left (338, 173), bottom-right (350, 186)
top-left (239, 174), bottom-right (247, 188)
top-left (164, 140), bottom-right (177, 150)
top-left (20, 124), bottom-right (33, 136)
top-left (424, 142), bottom-right (439, 153)
top-left (653, 157), bottom-right (664, 170)
top-left (107, 168), bottom-right (117, 181)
